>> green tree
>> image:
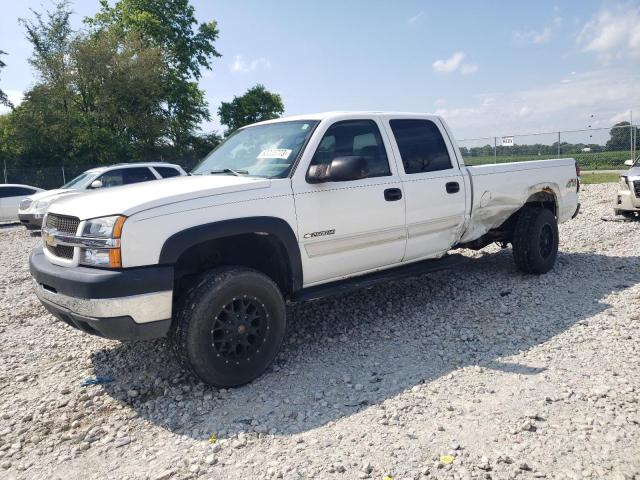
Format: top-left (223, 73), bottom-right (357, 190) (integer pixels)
top-left (87, 0), bottom-right (221, 150)
top-left (218, 84), bottom-right (285, 135)
top-left (0, 50), bottom-right (13, 109)
top-left (606, 121), bottom-right (639, 151)
top-left (11, 1), bottom-right (173, 167)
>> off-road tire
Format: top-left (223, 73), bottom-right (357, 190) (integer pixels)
top-left (171, 267), bottom-right (286, 387)
top-left (512, 206), bottom-right (559, 274)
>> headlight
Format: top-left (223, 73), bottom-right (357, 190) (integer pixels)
top-left (82, 215), bottom-right (125, 238)
top-left (33, 199), bottom-right (54, 215)
top-left (79, 215), bottom-right (126, 268)
top-left (619, 176), bottom-right (629, 190)
top-left (19, 198), bottom-right (33, 210)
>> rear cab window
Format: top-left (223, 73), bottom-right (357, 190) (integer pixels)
top-left (389, 119), bottom-right (452, 174)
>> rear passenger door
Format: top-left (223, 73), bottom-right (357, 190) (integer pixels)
top-left (384, 117), bottom-right (466, 261)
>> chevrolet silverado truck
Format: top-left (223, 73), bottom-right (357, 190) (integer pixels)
top-left (29, 112), bottom-right (580, 387)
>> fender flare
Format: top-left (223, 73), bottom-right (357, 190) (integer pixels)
top-left (159, 216), bottom-right (303, 292)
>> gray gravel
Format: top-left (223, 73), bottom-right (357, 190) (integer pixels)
top-left (1, 183), bottom-right (639, 480)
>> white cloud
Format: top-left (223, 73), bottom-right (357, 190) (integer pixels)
top-left (230, 55), bottom-right (271, 73)
top-left (513, 15), bottom-right (562, 44)
top-left (433, 70), bottom-right (640, 137)
top-left (577, 4), bottom-right (640, 62)
top-left (432, 52), bottom-right (478, 75)
top-left (434, 98), bottom-right (447, 107)
top-left (461, 64), bottom-right (479, 75)
top-left (609, 110), bottom-right (633, 124)
top-left (408, 11), bottom-right (424, 24)
top-left (0, 89), bottom-right (23, 114)
top-left (432, 52), bottom-right (465, 73)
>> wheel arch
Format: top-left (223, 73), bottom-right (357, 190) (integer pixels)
top-left (159, 217), bottom-right (302, 297)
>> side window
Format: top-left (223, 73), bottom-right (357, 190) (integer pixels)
top-left (309, 120), bottom-right (391, 179)
top-left (12, 187), bottom-right (35, 196)
top-left (389, 119), bottom-right (452, 174)
top-left (123, 167), bottom-right (157, 185)
top-left (0, 187), bottom-right (34, 197)
top-left (97, 169), bottom-right (125, 188)
top-left (154, 166), bottom-right (182, 178)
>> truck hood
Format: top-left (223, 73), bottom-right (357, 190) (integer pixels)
top-left (48, 175), bottom-right (272, 220)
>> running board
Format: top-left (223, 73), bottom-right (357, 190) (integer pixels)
top-left (292, 254), bottom-right (467, 303)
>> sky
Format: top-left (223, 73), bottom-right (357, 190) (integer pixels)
top-left (1, 0), bottom-right (639, 141)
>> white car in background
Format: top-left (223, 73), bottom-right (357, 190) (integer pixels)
top-left (0, 184), bottom-right (44, 223)
top-left (614, 158), bottom-right (640, 218)
top-left (18, 162), bottom-right (187, 229)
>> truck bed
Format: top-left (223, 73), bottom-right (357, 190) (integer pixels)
top-left (459, 158), bottom-right (579, 243)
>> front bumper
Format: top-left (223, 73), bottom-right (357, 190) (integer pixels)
top-left (615, 189), bottom-right (640, 212)
top-left (19, 213), bottom-right (43, 230)
top-left (29, 248), bottom-right (173, 340)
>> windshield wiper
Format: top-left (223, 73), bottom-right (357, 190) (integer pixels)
top-left (209, 168), bottom-right (249, 176)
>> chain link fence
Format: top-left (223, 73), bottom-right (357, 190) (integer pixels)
top-left (2, 124), bottom-right (639, 189)
top-left (458, 124), bottom-right (638, 170)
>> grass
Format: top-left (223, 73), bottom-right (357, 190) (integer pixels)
top-left (580, 172), bottom-right (620, 184)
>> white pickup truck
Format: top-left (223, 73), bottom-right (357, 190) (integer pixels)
top-left (29, 112), bottom-right (580, 387)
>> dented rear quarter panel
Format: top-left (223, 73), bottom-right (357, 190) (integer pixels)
top-left (459, 158), bottom-right (579, 243)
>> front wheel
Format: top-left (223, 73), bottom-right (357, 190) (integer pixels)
top-left (171, 267), bottom-right (286, 387)
top-left (512, 206), bottom-right (559, 274)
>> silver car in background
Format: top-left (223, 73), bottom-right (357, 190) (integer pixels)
top-left (0, 184), bottom-right (44, 223)
top-left (18, 162), bottom-right (187, 229)
top-left (615, 158), bottom-right (640, 218)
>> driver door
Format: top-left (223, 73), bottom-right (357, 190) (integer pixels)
top-left (292, 118), bottom-right (406, 286)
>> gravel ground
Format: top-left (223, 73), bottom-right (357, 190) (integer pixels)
top-left (1, 183), bottom-right (639, 480)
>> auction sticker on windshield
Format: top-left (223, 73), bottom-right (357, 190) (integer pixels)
top-left (257, 149), bottom-right (292, 160)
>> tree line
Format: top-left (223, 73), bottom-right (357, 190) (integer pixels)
top-left (460, 122), bottom-right (639, 158)
top-left (0, 0), bottom-right (284, 172)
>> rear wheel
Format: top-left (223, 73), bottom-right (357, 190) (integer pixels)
top-left (171, 267), bottom-right (286, 387)
top-left (512, 206), bottom-right (559, 274)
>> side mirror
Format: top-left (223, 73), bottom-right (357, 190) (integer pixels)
top-left (307, 156), bottom-right (369, 183)
top-left (624, 159), bottom-right (634, 166)
top-left (90, 180), bottom-right (103, 189)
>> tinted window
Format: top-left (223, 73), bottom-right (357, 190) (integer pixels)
top-left (0, 187), bottom-right (35, 197)
top-left (123, 167), bottom-right (156, 184)
top-left (390, 119), bottom-right (452, 174)
top-left (155, 166), bottom-right (181, 178)
top-left (97, 169), bottom-right (124, 188)
top-left (96, 167), bottom-right (157, 188)
top-left (310, 120), bottom-right (390, 179)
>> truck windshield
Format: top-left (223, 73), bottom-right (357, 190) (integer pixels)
top-left (192, 120), bottom-right (318, 178)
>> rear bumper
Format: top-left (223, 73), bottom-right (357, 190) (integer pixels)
top-left (19, 213), bottom-right (43, 230)
top-left (29, 247), bottom-right (173, 340)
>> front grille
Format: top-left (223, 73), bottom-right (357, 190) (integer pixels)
top-left (46, 244), bottom-right (75, 259)
top-left (45, 214), bottom-right (80, 260)
top-left (46, 214), bottom-right (80, 234)
top-left (633, 180), bottom-right (640, 198)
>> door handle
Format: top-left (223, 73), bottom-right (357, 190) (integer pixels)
top-left (384, 188), bottom-right (402, 201)
top-left (446, 182), bottom-right (460, 194)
